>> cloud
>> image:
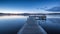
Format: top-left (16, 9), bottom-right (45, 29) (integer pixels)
top-left (46, 7), bottom-right (60, 12)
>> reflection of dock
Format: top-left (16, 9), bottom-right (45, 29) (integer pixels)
top-left (17, 16), bottom-right (47, 34)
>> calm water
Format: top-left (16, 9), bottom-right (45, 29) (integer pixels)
top-left (38, 18), bottom-right (60, 34)
top-left (0, 16), bottom-right (28, 34)
top-left (0, 16), bottom-right (60, 34)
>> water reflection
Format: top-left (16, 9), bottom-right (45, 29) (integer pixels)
top-left (38, 18), bottom-right (60, 34)
top-left (0, 16), bottom-right (28, 19)
top-left (0, 16), bottom-right (28, 34)
top-left (47, 15), bottom-right (60, 18)
top-left (0, 16), bottom-right (60, 34)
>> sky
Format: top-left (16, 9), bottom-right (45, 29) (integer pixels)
top-left (0, 0), bottom-right (60, 13)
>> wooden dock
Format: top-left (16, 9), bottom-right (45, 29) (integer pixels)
top-left (17, 16), bottom-right (47, 34)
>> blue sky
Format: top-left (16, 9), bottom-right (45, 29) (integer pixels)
top-left (0, 0), bottom-right (60, 13)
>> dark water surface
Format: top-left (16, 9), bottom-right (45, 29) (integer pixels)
top-left (0, 16), bottom-right (60, 34)
top-left (38, 18), bottom-right (60, 34)
top-left (0, 16), bottom-right (28, 34)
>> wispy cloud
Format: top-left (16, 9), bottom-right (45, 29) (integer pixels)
top-left (46, 7), bottom-right (60, 12)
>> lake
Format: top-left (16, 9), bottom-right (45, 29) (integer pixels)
top-left (0, 16), bottom-right (60, 34)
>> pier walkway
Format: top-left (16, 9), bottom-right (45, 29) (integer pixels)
top-left (17, 16), bottom-right (47, 34)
